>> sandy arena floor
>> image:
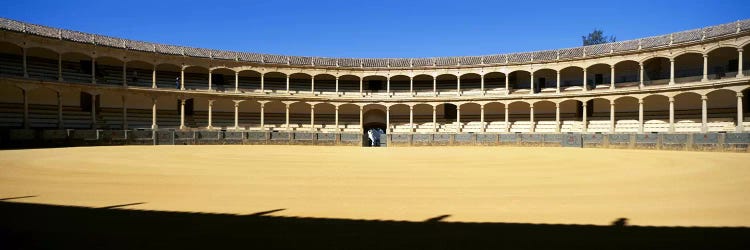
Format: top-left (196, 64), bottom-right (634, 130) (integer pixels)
top-left (1, 145), bottom-right (749, 226)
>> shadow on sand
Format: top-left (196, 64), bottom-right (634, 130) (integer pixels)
top-left (0, 201), bottom-right (748, 249)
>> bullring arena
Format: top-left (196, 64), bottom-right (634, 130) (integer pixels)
top-left (1, 17), bottom-right (750, 246)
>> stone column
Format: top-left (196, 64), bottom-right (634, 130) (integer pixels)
top-left (737, 93), bottom-right (744, 132)
top-left (504, 106), bottom-right (509, 132)
top-left (57, 54), bottom-right (63, 81)
top-left (22, 89), bottom-right (29, 129)
top-left (180, 67), bottom-right (184, 90)
top-left (207, 100), bottom-right (214, 129)
top-left (386, 77), bottom-right (391, 96)
top-left (505, 74), bottom-right (510, 95)
top-left (359, 106), bottom-right (364, 133)
top-left (386, 106), bottom-right (390, 133)
top-left (456, 106), bottom-right (461, 133)
top-left (311, 75), bottom-right (315, 95)
top-left (122, 61), bottom-right (127, 87)
top-left (701, 95), bottom-right (708, 133)
top-left (669, 97), bottom-right (675, 133)
top-left (582, 68), bottom-right (587, 91)
top-left (556, 71), bottom-right (561, 93)
top-left (57, 92), bottom-right (64, 129)
top-left (234, 72), bottom-right (239, 93)
top-left (259, 102), bottom-right (265, 131)
top-left (669, 58), bottom-right (675, 85)
top-left (310, 105), bottom-right (315, 132)
top-left (738, 49), bottom-right (744, 78)
top-left (639, 62), bottom-right (644, 88)
top-left (286, 75), bottom-right (290, 94)
top-left (638, 99), bottom-right (644, 133)
top-left (22, 47), bottom-right (28, 77)
top-left (260, 73), bottom-right (265, 92)
top-left (702, 54), bottom-right (708, 82)
top-left (233, 101), bottom-right (240, 130)
top-left (335, 106), bottom-right (339, 131)
top-left (457, 76), bottom-right (461, 96)
top-left (179, 99), bottom-right (186, 130)
top-left (433, 77), bottom-right (437, 97)
top-left (529, 103), bottom-right (535, 133)
top-left (151, 97), bottom-right (157, 129)
top-left (409, 77), bottom-right (414, 96)
top-left (555, 102), bottom-right (560, 133)
top-left (359, 77), bottom-right (363, 96)
top-left (610, 100), bottom-right (615, 133)
top-left (409, 106), bottom-right (414, 132)
top-left (335, 77), bottom-right (340, 96)
top-left (208, 71), bottom-right (213, 91)
top-left (480, 75), bottom-right (485, 96)
top-left (530, 72), bottom-right (534, 94)
top-left (610, 65), bottom-right (615, 89)
top-left (121, 95), bottom-right (127, 130)
top-left (90, 94), bottom-right (97, 129)
top-left (480, 105), bottom-right (485, 133)
top-left (285, 103), bottom-right (290, 131)
top-left (582, 102), bottom-right (588, 133)
top-left (151, 65), bottom-right (156, 88)
top-left (91, 58), bottom-right (96, 84)
top-left (432, 105), bottom-right (437, 132)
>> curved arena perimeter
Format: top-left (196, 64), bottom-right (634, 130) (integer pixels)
top-left (0, 18), bottom-right (749, 149)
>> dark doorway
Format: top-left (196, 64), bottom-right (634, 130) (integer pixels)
top-left (367, 80), bottom-right (383, 91)
top-left (80, 92), bottom-right (100, 113)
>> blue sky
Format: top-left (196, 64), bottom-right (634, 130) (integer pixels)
top-left (1, 0), bottom-right (748, 58)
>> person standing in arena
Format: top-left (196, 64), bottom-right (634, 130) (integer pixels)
top-left (367, 129), bottom-right (374, 147)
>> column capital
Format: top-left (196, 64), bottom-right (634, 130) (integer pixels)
top-left (703, 53), bottom-right (709, 58)
top-left (638, 99), bottom-right (644, 104)
top-left (669, 58), bottom-right (675, 62)
top-left (738, 93), bottom-right (744, 98)
top-left (701, 95), bottom-right (708, 101)
top-left (739, 48), bottom-right (744, 52)
top-left (208, 99), bottom-right (215, 105)
top-left (669, 97), bottom-right (675, 102)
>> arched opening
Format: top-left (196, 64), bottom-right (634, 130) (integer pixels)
top-left (61, 52), bottom-right (92, 84)
top-left (613, 96), bottom-right (639, 133)
top-left (208, 99), bottom-right (235, 129)
top-left (533, 100), bottom-right (556, 133)
top-left (435, 74), bottom-right (457, 96)
top-left (313, 74), bottom-right (336, 95)
top-left (363, 104), bottom-right (386, 146)
top-left (413, 104), bottom-right (433, 133)
top-left (263, 72), bottom-right (287, 93)
top-left (587, 98), bottom-right (611, 133)
top-left (459, 103), bottom-right (481, 132)
top-left (313, 103), bottom-right (336, 131)
top-left (707, 89), bottom-right (738, 132)
top-left (289, 102), bottom-right (311, 130)
top-left (559, 66), bottom-right (583, 91)
top-left (210, 68), bottom-right (234, 92)
top-left (674, 92), bottom-right (702, 132)
top-left (483, 72), bottom-right (506, 95)
top-left (707, 47), bottom-right (739, 79)
top-left (532, 69), bottom-right (556, 93)
top-left (27, 87), bottom-right (60, 128)
top-left (743, 44), bottom-right (750, 76)
top-left (484, 102), bottom-right (506, 132)
top-left (412, 74), bottom-right (433, 96)
top-left (559, 100), bottom-right (583, 133)
top-left (507, 101), bottom-right (531, 132)
top-left (338, 103), bottom-right (360, 132)
top-left (98, 92), bottom-right (127, 129)
top-left (614, 60), bottom-right (640, 88)
top-left (183, 66), bottom-right (209, 91)
top-left (237, 69), bottom-right (262, 93)
top-left (338, 75), bottom-right (360, 96)
top-left (586, 64), bottom-right (611, 89)
top-left (674, 53), bottom-right (703, 83)
top-left (508, 71), bottom-right (530, 94)
top-left (26, 47), bottom-right (58, 80)
top-left (263, 101), bottom-right (286, 130)
top-left (155, 63), bottom-right (181, 89)
top-left (459, 73), bottom-right (481, 95)
top-left (0, 42), bottom-right (23, 77)
top-left (388, 75), bottom-right (409, 96)
top-left (388, 104), bottom-right (410, 133)
top-left (95, 56), bottom-right (124, 86)
top-left (155, 95), bottom-right (179, 128)
top-left (289, 73), bottom-right (312, 94)
top-left (126, 60), bottom-right (153, 87)
top-left (643, 95), bottom-right (669, 132)
top-left (363, 75), bottom-right (387, 95)
top-left (642, 57), bottom-right (670, 85)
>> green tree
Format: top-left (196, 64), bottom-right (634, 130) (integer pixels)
top-left (582, 29), bottom-right (616, 46)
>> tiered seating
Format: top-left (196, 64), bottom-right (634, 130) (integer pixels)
top-left (485, 121), bottom-right (509, 132)
top-left (614, 119), bottom-right (639, 133)
top-left (643, 119), bottom-right (669, 132)
top-left (461, 121), bottom-right (485, 132)
top-left (560, 120), bottom-right (583, 132)
top-left (706, 118), bottom-right (735, 132)
top-left (0, 103), bottom-right (23, 128)
top-left (586, 120), bottom-right (611, 133)
top-left (534, 120), bottom-right (558, 133)
top-left (509, 121), bottom-right (533, 133)
top-left (674, 119), bottom-right (701, 132)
